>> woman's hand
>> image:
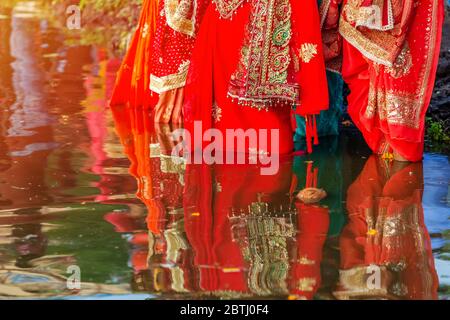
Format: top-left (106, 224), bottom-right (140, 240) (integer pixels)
top-left (154, 87), bottom-right (184, 124)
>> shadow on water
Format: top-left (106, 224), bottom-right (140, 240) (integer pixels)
top-left (0, 1), bottom-right (449, 299)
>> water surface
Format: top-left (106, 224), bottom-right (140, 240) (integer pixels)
top-left (0, 2), bottom-right (449, 300)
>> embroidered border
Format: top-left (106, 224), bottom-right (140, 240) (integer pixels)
top-left (165, 0), bottom-right (197, 37)
top-left (212, 0), bottom-right (246, 19)
top-left (339, 17), bottom-right (394, 67)
top-left (351, 0), bottom-right (395, 31)
top-left (150, 61), bottom-right (190, 93)
top-left (227, 0), bottom-right (299, 109)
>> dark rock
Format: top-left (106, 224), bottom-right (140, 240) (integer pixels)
top-left (428, 7), bottom-right (450, 136)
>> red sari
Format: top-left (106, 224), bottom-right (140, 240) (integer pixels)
top-left (111, 0), bottom-right (328, 154)
top-left (184, 0), bottom-right (329, 155)
top-left (336, 0), bottom-right (445, 161)
top-left (335, 156), bottom-right (438, 299)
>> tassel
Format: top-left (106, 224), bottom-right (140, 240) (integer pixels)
top-left (304, 115), bottom-right (319, 153)
top-left (305, 115), bottom-right (313, 154)
top-left (304, 162), bottom-right (319, 189)
top-left (312, 115), bottom-right (319, 146)
top-left (313, 167), bottom-right (318, 188)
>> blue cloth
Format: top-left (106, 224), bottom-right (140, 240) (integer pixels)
top-left (294, 70), bottom-right (344, 141)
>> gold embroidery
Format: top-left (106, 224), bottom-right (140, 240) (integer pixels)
top-left (299, 43), bottom-right (318, 63)
top-left (297, 277), bottom-right (316, 292)
top-left (141, 176), bottom-right (151, 199)
top-left (344, 0), bottom-right (363, 24)
top-left (339, 0), bottom-right (410, 67)
top-left (297, 256), bottom-right (315, 265)
top-left (212, 0), bottom-right (246, 19)
top-left (334, 266), bottom-right (391, 299)
top-left (150, 143), bottom-right (161, 158)
top-left (365, 84), bottom-right (423, 128)
top-left (386, 43), bottom-right (413, 79)
top-left (150, 61), bottom-right (190, 93)
top-left (228, 203), bottom-right (296, 296)
top-left (212, 102), bottom-right (222, 123)
top-left (178, 60), bottom-right (190, 74)
top-left (343, 0), bottom-right (441, 130)
top-left (202, 290), bottom-right (253, 299)
top-left (141, 23), bottom-right (149, 38)
top-left (339, 17), bottom-right (396, 66)
top-left (228, 0), bottom-right (299, 109)
top-left (335, 171), bottom-right (436, 300)
top-left (160, 154), bottom-right (186, 174)
top-left (344, 0), bottom-right (394, 31)
top-left (364, 202), bottom-right (425, 248)
top-left (150, 72), bottom-right (187, 93)
top-left (165, 0), bottom-right (198, 36)
top-left (291, 47), bottom-right (300, 72)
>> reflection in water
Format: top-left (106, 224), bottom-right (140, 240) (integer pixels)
top-left (2, 4), bottom-right (54, 211)
top-left (111, 105), bottom-right (332, 299)
top-left (335, 157), bottom-right (438, 299)
top-left (0, 1), bottom-right (448, 300)
top-left (0, 3), bottom-right (132, 298)
top-left (110, 105), bottom-right (441, 300)
top-left (1, 3), bottom-right (54, 275)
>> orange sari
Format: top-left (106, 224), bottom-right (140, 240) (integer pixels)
top-left (110, 0), bottom-right (158, 109)
top-left (110, 0), bottom-right (208, 109)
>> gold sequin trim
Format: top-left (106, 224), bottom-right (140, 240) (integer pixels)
top-left (150, 62), bottom-right (190, 93)
top-left (212, 0), bottom-right (246, 19)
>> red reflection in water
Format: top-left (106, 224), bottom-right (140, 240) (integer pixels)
top-left (0, 3), bottom-right (439, 299)
top-left (110, 106), bottom-right (333, 299)
top-left (111, 104), bottom-right (438, 299)
top-left (335, 156), bottom-right (438, 299)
